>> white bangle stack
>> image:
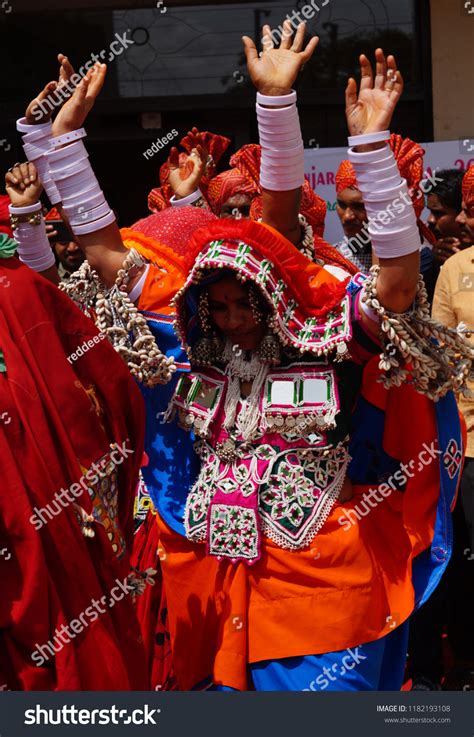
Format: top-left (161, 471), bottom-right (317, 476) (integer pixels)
top-left (16, 118), bottom-right (61, 205)
top-left (9, 202), bottom-right (55, 272)
top-left (46, 129), bottom-right (116, 236)
top-left (347, 132), bottom-right (420, 259)
top-left (256, 90), bottom-right (304, 191)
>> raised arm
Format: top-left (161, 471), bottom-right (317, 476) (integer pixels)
top-left (5, 162), bottom-right (59, 285)
top-left (345, 50), bottom-right (420, 315)
top-left (49, 64), bottom-right (130, 286)
top-left (243, 21), bottom-right (318, 244)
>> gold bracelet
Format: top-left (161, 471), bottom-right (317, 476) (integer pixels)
top-left (10, 211), bottom-right (43, 231)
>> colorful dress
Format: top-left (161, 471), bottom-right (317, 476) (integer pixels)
top-left (154, 217), bottom-right (465, 691)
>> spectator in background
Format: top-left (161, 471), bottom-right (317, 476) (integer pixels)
top-left (427, 168), bottom-right (470, 265)
top-left (45, 207), bottom-right (84, 281)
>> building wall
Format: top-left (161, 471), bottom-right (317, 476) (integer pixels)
top-left (430, 0), bottom-right (474, 141)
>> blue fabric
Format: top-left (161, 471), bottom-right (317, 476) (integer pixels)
top-left (420, 245), bottom-right (434, 275)
top-left (348, 397), bottom-right (402, 486)
top-left (412, 391), bottom-right (460, 609)
top-left (211, 622), bottom-right (409, 692)
top-left (348, 387), bottom-right (461, 611)
top-left (139, 312), bottom-right (196, 535)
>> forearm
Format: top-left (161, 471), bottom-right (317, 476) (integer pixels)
top-left (16, 117), bottom-right (126, 286)
top-left (57, 203), bottom-right (127, 285)
top-left (348, 133), bottom-right (420, 312)
top-left (263, 187), bottom-right (302, 244)
top-left (9, 201), bottom-right (59, 285)
top-left (258, 91), bottom-right (304, 244)
top-left (45, 129), bottom-right (128, 286)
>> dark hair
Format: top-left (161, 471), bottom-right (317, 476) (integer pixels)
top-left (430, 169), bottom-right (465, 212)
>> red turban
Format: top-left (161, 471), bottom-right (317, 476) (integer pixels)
top-left (335, 159), bottom-right (357, 195)
top-left (462, 165), bottom-right (474, 214)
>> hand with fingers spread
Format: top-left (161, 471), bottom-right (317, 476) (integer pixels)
top-left (25, 54), bottom-right (76, 125)
top-left (5, 162), bottom-right (43, 208)
top-left (345, 49), bottom-right (404, 137)
top-left (52, 63), bottom-right (107, 138)
top-left (168, 142), bottom-right (207, 199)
top-left (242, 20), bottom-right (318, 97)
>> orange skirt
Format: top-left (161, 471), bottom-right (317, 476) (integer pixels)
top-left (157, 445), bottom-right (439, 690)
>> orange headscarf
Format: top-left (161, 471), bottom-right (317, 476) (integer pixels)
top-left (462, 165), bottom-right (474, 214)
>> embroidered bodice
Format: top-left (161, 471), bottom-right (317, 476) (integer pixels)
top-left (168, 352), bottom-right (366, 564)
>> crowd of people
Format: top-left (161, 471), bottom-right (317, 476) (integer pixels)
top-left (0, 20), bottom-right (473, 693)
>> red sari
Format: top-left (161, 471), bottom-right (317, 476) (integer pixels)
top-left (0, 256), bottom-right (148, 690)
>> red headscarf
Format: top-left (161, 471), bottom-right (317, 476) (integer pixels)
top-left (335, 134), bottom-right (435, 244)
top-left (0, 195), bottom-right (13, 238)
top-left (148, 131), bottom-right (231, 213)
top-left (462, 165), bottom-right (474, 214)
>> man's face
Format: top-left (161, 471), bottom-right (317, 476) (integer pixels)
top-left (427, 193), bottom-right (462, 239)
top-left (207, 274), bottom-right (266, 351)
top-left (220, 194), bottom-right (252, 219)
top-left (455, 202), bottom-right (474, 248)
top-left (336, 187), bottom-right (367, 239)
top-left (53, 240), bottom-right (84, 272)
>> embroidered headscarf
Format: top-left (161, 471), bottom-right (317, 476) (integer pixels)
top-left (173, 218), bottom-right (352, 360)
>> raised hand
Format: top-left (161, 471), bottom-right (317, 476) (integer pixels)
top-left (5, 162), bottom-right (43, 207)
top-left (168, 142), bottom-right (207, 199)
top-left (25, 54), bottom-right (76, 125)
top-left (243, 21), bottom-right (318, 97)
top-left (345, 49), bottom-right (404, 136)
top-left (52, 63), bottom-right (107, 138)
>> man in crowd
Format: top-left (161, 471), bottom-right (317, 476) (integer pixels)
top-left (45, 207), bottom-right (84, 281)
top-left (427, 168), bottom-right (470, 265)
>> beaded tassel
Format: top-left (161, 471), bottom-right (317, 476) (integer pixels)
top-left (60, 249), bottom-right (176, 387)
top-left (362, 265), bottom-right (474, 400)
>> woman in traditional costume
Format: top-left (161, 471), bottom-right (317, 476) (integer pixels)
top-left (0, 164), bottom-right (148, 690)
top-left (152, 24), bottom-right (473, 691)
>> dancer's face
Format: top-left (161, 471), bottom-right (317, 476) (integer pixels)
top-left (207, 274), bottom-right (267, 351)
top-left (336, 187), bottom-right (368, 238)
